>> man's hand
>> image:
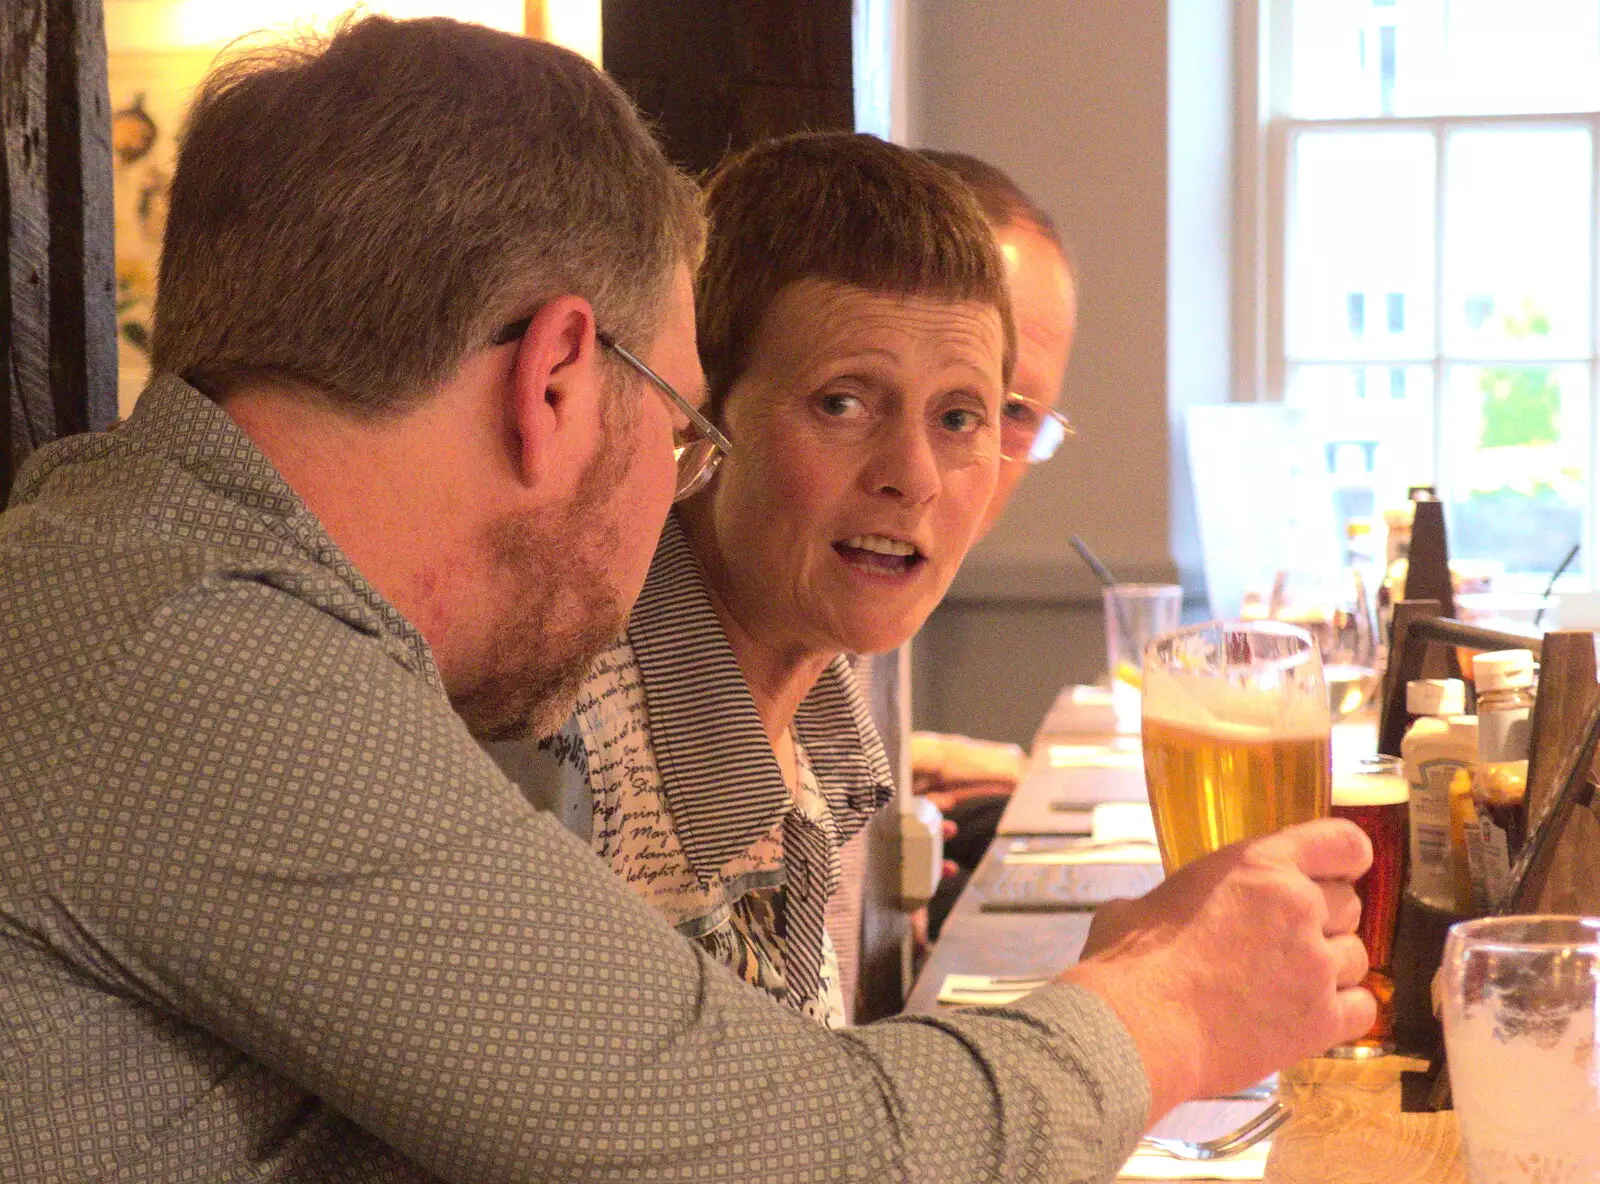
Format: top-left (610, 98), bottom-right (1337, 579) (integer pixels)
top-left (1062, 819), bottom-right (1375, 1121)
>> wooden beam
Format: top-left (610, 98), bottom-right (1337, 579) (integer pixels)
top-left (4, 0), bottom-right (54, 502)
top-left (2, 0), bottom-right (115, 504)
top-left (1, 80), bottom-right (13, 501)
top-left (45, 0), bottom-right (116, 440)
top-left (1522, 630), bottom-right (1600, 914)
top-left (602, 0), bottom-right (854, 176)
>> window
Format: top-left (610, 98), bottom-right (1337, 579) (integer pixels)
top-left (1264, 0), bottom-right (1600, 591)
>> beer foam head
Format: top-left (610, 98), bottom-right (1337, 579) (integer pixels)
top-left (1142, 658), bottom-right (1331, 740)
top-left (1142, 621), bottom-right (1331, 739)
top-left (1332, 770), bottom-right (1408, 807)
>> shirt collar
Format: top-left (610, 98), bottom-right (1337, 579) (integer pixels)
top-left (55, 375), bottom-right (440, 684)
top-left (626, 514), bottom-right (894, 885)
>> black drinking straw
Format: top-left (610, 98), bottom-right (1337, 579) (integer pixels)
top-left (1069, 534), bottom-right (1119, 589)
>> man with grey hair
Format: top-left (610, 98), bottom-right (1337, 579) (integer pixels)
top-left (0, 16), bottom-right (1374, 1183)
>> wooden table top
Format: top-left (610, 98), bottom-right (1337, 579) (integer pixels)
top-left (906, 717), bottom-right (1466, 1182)
top-left (1268, 1057), bottom-right (1464, 1184)
top-left (903, 835), bottom-right (1092, 1013)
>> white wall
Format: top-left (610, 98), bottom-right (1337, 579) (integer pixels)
top-left (1169, 0), bottom-right (1237, 598)
top-left (905, 0), bottom-right (1232, 744)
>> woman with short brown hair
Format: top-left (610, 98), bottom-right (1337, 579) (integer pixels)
top-left (547, 132), bottom-right (1013, 1026)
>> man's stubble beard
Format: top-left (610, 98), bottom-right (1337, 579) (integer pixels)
top-left (451, 391), bottom-right (640, 743)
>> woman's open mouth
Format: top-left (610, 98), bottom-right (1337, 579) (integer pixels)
top-left (833, 533), bottom-right (927, 576)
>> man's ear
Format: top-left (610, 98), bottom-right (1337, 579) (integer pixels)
top-left (504, 295), bottom-right (603, 489)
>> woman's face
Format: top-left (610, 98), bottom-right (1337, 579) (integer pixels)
top-left (683, 278), bottom-right (1005, 661)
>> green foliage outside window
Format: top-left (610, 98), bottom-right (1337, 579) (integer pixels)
top-left (1479, 302), bottom-right (1559, 448)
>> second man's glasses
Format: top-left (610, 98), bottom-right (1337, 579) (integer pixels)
top-left (998, 392), bottom-right (1074, 464)
top-left (491, 318), bottom-right (732, 502)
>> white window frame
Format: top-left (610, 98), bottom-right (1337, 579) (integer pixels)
top-left (1237, 0), bottom-right (1600, 581)
top-left (853, 0), bottom-right (908, 143)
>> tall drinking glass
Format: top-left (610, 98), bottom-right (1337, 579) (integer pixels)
top-left (1326, 756), bottom-right (1410, 1058)
top-left (1104, 583), bottom-right (1184, 733)
top-left (1267, 566), bottom-right (1378, 722)
top-left (1141, 621), bottom-right (1332, 874)
top-left (1442, 916), bottom-right (1600, 1184)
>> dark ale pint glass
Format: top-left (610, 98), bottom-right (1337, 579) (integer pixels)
top-left (1327, 757), bottom-right (1410, 1057)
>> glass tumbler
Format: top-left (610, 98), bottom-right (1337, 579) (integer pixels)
top-left (1102, 583), bottom-right (1182, 733)
top-left (1441, 915), bottom-right (1600, 1184)
top-left (1325, 756), bottom-right (1409, 1058)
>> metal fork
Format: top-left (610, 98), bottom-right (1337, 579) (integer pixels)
top-left (1136, 1099), bottom-right (1290, 1161)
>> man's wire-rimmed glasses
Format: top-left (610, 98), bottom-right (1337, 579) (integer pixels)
top-left (491, 317), bottom-right (732, 501)
top-left (998, 391), bottom-right (1075, 464)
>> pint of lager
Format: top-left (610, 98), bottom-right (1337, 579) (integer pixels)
top-left (1142, 622), bottom-right (1331, 874)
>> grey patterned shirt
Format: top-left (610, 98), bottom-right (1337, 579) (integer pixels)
top-left (0, 375), bottom-right (1149, 1183)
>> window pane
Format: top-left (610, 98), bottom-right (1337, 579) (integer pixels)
top-left (1442, 364), bottom-right (1589, 578)
top-left (1286, 364), bottom-right (1435, 534)
top-left (1439, 0), bottom-right (1600, 115)
top-left (1290, 0), bottom-right (1600, 118)
top-left (1288, 131), bottom-right (1435, 360)
top-left (1443, 128), bottom-right (1593, 359)
top-left (1290, 0), bottom-right (1446, 118)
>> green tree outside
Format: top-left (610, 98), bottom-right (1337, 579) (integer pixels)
top-left (1479, 302), bottom-right (1559, 448)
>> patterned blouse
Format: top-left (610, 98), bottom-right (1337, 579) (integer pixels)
top-left (548, 515), bottom-right (894, 1027)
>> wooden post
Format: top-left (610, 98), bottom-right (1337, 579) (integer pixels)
top-left (1402, 500), bottom-right (1459, 680)
top-left (1403, 500), bottom-right (1455, 618)
top-left (2, 0), bottom-right (116, 504)
top-left (524, 1), bottom-right (548, 39)
top-left (1378, 600), bottom-right (1445, 756)
top-left (1523, 630), bottom-right (1600, 914)
top-left (601, 0), bottom-right (855, 176)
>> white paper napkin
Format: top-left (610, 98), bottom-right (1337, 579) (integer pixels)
top-left (1045, 742), bottom-right (1142, 770)
top-left (1091, 801), bottom-right (1158, 844)
top-left (935, 974), bottom-right (1043, 1006)
top-left (1121, 1096), bottom-right (1277, 1179)
top-left (1118, 1141), bottom-right (1269, 1180)
top-left (1002, 841), bottom-right (1162, 866)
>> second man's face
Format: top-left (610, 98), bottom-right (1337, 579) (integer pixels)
top-left (981, 222), bottom-right (1077, 535)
